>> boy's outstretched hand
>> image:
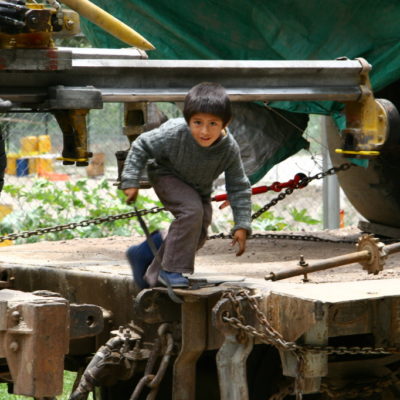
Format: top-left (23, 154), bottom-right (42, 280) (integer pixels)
top-left (123, 187), bottom-right (139, 205)
top-left (231, 228), bottom-right (247, 256)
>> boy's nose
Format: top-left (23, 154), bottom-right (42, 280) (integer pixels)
top-left (200, 125), bottom-right (208, 134)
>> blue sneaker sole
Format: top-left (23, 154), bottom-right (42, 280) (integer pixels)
top-left (158, 274), bottom-right (189, 288)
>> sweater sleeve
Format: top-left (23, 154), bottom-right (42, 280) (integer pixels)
top-left (224, 148), bottom-right (252, 234)
top-left (120, 126), bottom-right (165, 189)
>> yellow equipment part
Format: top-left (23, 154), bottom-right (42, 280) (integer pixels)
top-left (61, 0), bottom-right (155, 50)
top-left (335, 149), bottom-right (380, 157)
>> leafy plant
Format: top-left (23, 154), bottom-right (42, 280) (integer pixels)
top-left (289, 207), bottom-right (320, 225)
top-left (250, 205), bottom-right (319, 231)
top-left (250, 205), bottom-right (288, 231)
top-left (1, 179), bottom-right (171, 243)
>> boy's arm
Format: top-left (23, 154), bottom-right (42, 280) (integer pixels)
top-left (120, 136), bottom-right (151, 190)
top-left (224, 153), bottom-right (252, 235)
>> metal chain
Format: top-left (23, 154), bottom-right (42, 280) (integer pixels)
top-left (0, 163), bottom-right (353, 244)
top-left (208, 231), bottom-right (356, 244)
top-left (251, 162), bottom-right (353, 220)
top-left (221, 289), bottom-right (400, 400)
top-left (0, 206), bottom-right (165, 243)
top-left (129, 323), bottom-right (173, 400)
top-left (222, 290), bottom-right (400, 355)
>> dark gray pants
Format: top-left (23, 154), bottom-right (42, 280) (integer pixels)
top-left (144, 175), bottom-right (212, 287)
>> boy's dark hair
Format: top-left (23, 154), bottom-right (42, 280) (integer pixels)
top-left (183, 82), bottom-right (231, 125)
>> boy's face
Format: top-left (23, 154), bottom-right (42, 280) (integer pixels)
top-left (189, 113), bottom-right (226, 147)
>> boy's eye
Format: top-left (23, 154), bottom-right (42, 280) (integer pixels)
top-left (210, 121), bottom-right (218, 126)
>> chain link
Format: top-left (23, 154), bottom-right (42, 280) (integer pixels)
top-left (0, 163), bottom-right (353, 244)
top-left (0, 206), bottom-right (165, 243)
top-left (207, 231), bottom-right (356, 243)
top-left (221, 289), bottom-right (400, 400)
top-left (251, 163), bottom-right (353, 220)
top-left (129, 323), bottom-right (173, 400)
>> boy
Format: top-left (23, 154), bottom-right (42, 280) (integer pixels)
top-left (121, 82), bottom-right (252, 289)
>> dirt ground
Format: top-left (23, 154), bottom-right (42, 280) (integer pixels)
top-left (1, 226), bottom-right (400, 285)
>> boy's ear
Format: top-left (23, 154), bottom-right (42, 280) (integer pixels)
top-left (223, 118), bottom-right (232, 129)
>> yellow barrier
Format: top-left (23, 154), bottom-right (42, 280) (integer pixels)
top-left (5, 153), bottom-right (18, 175)
top-left (20, 136), bottom-right (38, 155)
top-left (38, 135), bottom-right (52, 153)
top-left (37, 157), bottom-right (54, 174)
top-left (0, 204), bottom-right (12, 220)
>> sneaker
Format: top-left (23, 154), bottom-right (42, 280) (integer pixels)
top-left (158, 270), bottom-right (189, 288)
top-left (126, 231), bottom-right (163, 289)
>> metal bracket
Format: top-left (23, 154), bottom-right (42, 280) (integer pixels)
top-left (340, 58), bottom-right (388, 157)
top-left (48, 85), bottom-right (102, 109)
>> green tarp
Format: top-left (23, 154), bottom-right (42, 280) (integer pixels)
top-left (80, 1), bottom-right (400, 180)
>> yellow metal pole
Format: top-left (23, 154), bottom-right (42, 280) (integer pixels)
top-left (61, 0), bottom-right (155, 50)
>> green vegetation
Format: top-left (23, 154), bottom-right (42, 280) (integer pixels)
top-left (251, 205), bottom-right (319, 231)
top-left (1, 179), bottom-right (171, 243)
top-left (0, 371), bottom-right (92, 400)
top-left (1, 177), bottom-right (320, 244)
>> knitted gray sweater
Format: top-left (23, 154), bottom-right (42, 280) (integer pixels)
top-left (121, 118), bottom-right (252, 232)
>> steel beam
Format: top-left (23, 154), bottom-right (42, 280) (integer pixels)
top-left (0, 48), bottom-right (366, 107)
top-left (173, 300), bottom-right (207, 400)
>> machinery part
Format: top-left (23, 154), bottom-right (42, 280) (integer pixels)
top-left (0, 130), bottom-right (6, 193)
top-left (0, 1), bottom-right (56, 48)
top-left (117, 102), bottom-right (168, 188)
top-left (53, 109), bottom-right (92, 166)
top-left (340, 58), bottom-right (389, 155)
top-left (62, 0), bottom-right (155, 50)
top-left (69, 336), bottom-right (130, 400)
top-left (216, 334), bottom-right (253, 400)
top-left (356, 234), bottom-right (387, 274)
top-left (211, 173), bottom-right (308, 202)
top-left (69, 304), bottom-right (104, 339)
top-left (0, 0), bottom-right (152, 49)
top-left (123, 102), bottom-right (168, 143)
top-left (250, 163), bottom-right (352, 221)
top-left (265, 234), bottom-right (389, 281)
top-left (218, 288), bottom-right (400, 399)
top-left (0, 57), bottom-right (373, 106)
top-left (60, 0), bottom-right (154, 50)
top-left (0, 289), bottom-right (69, 398)
top-left (129, 324), bottom-right (174, 400)
top-left (328, 99), bottom-right (400, 228)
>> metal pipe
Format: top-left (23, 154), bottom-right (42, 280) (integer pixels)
top-left (0, 56), bottom-right (366, 106)
top-left (265, 250), bottom-right (371, 281)
top-left (383, 242), bottom-right (400, 256)
top-left (60, 0), bottom-right (155, 50)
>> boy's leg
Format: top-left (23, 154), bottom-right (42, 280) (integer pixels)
top-left (144, 175), bottom-right (209, 286)
top-left (197, 199), bottom-right (212, 250)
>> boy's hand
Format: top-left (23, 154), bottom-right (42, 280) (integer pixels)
top-left (231, 228), bottom-right (247, 256)
top-left (123, 187), bottom-right (139, 205)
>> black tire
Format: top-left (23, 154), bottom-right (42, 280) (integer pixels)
top-left (328, 98), bottom-right (400, 228)
top-left (0, 131), bottom-right (6, 193)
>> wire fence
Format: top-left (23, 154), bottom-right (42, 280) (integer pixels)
top-left (0, 106), bottom-right (362, 244)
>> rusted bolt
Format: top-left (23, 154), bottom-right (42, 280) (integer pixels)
top-left (11, 311), bottom-right (20, 323)
top-left (9, 342), bottom-right (18, 352)
top-left (124, 329), bottom-right (132, 339)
